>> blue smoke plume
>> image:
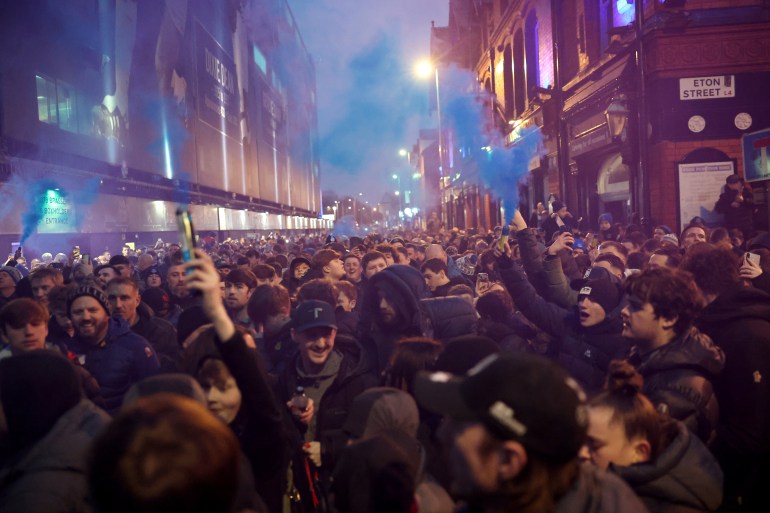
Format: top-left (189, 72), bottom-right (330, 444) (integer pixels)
top-left (332, 215), bottom-right (359, 237)
top-left (441, 66), bottom-right (543, 219)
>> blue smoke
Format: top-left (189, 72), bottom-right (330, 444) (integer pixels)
top-left (332, 215), bottom-right (359, 237)
top-left (442, 66), bottom-right (543, 218)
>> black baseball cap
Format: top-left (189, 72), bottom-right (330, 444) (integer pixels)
top-left (414, 353), bottom-right (587, 462)
top-left (292, 300), bottom-right (337, 333)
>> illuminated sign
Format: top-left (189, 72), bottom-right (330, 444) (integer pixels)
top-left (195, 21), bottom-right (241, 139)
top-left (38, 189), bottom-right (76, 234)
top-left (679, 76), bottom-right (735, 100)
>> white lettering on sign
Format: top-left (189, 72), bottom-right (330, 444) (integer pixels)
top-left (314, 308), bottom-right (323, 318)
top-left (680, 75), bottom-right (735, 100)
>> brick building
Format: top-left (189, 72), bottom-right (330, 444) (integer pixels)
top-left (431, 0), bottom-right (770, 233)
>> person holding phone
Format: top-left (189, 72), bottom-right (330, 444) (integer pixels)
top-left (715, 174), bottom-right (756, 240)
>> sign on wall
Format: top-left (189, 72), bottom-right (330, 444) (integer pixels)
top-left (677, 161), bottom-right (735, 230)
top-left (195, 21), bottom-right (241, 139)
top-left (38, 189), bottom-right (76, 234)
top-left (742, 128), bottom-right (770, 183)
top-left (679, 75), bottom-right (735, 100)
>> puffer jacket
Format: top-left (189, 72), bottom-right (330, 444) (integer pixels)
top-left (629, 328), bottom-right (724, 443)
top-left (0, 400), bottom-right (109, 513)
top-left (132, 302), bottom-right (180, 372)
top-left (500, 262), bottom-right (629, 394)
top-left (613, 421), bottom-right (723, 512)
top-left (419, 296), bottom-right (477, 342)
top-left (70, 316), bottom-right (160, 414)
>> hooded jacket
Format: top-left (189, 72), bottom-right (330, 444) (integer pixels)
top-left (694, 286), bottom-right (770, 509)
top-left (0, 399), bottom-right (109, 513)
top-left (419, 296), bottom-right (477, 343)
top-left (358, 265), bottom-right (430, 373)
top-left (612, 421), bottom-right (723, 513)
top-left (70, 316), bottom-right (160, 413)
top-left (629, 328), bottom-right (724, 443)
top-left (132, 301), bottom-right (180, 372)
top-left (500, 262), bottom-right (629, 394)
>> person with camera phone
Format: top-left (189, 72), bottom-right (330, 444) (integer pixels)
top-left (715, 174), bottom-right (756, 240)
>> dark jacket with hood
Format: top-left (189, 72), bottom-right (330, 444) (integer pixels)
top-left (70, 316), bottom-right (160, 414)
top-left (284, 257), bottom-right (312, 296)
top-left (499, 260), bottom-right (629, 394)
top-left (715, 186), bottom-right (755, 237)
top-left (276, 336), bottom-right (377, 473)
top-left (612, 421), bottom-right (723, 513)
top-left (628, 328), bottom-right (724, 443)
top-left (358, 265), bottom-right (430, 373)
top-left (694, 285), bottom-right (770, 510)
top-left (419, 296), bottom-right (477, 343)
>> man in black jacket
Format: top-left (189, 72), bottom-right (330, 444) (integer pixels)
top-left (715, 174), bottom-right (756, 239)
top-left (621, 268), bottom-right (724, 442)
top-left (682, 246), bottom-right (770, 511)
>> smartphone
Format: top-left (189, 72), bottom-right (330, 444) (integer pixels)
top-left (176, 208), bottom-right (196, 263)
top-left (82, 254), bottom-right (91, 266)
top-left (477, 272), bottom-right (489, 285)
top-left (746, 252), bottom-right (761, 266)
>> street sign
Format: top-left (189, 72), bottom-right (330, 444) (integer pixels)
top-left (742, 128), bottom-right (770, 183)
top-left (679, 75), bottom-right (735, 100)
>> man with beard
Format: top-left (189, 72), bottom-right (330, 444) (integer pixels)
top-left (166, 257), bottom-right (198, 311)
top-left (67, 286), bottom-right (159, 413)
top-left (223, 268), bottom-right (257, 330)
top-left (414, 352), bottom-right (647, 513)
top-left (94, 264), bottom-right (119, 290)
top-left (358, 265), bottom-right (430, 373)
top-left (105, 277), bottom-right (179, 372)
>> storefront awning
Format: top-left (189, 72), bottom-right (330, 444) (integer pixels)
top-left (563, 55), bottom-right (634, 115)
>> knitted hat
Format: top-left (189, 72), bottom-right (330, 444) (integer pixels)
top-left (66, 286), bottom-right (111, 316)
top-left (577, 279), bottom-right (622, 315)
top-left (598, 213), bottom-right (613, 225)
top-left (0, 266), bottom-right (22, 285)
top-left (660, 233), bottom-right (679, 247)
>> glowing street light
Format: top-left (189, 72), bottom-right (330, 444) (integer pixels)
top-left (415, 60), bottom-right (433, 79)
top-left (399, 148), bottom-right (408, 157)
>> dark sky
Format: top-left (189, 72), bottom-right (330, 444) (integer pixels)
top-left (288, 0), bottom-right (448, 204)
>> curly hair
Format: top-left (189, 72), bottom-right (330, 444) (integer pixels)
top-left (680, 246), bottom-right (741, 297)
top-left (624, 268), bottom-right (703, 336)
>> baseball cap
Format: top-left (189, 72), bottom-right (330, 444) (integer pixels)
top-left (291, 300), bottom-right (337, 332)
top-left (414, 353), bottom-right (587, 462)
top-left (577, 279), bottom-right (622, 315)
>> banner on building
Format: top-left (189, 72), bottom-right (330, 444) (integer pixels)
top-left (677, 161), bottom-right (735, 230)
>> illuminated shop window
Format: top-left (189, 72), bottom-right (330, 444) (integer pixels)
top-left (253, 45), bottom-right (267, 75)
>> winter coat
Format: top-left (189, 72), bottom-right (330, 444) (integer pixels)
top-left (276, 336), bottom-right (378, 473)
top-left (500, 263), bottom-right (629, 394)
top-left (358, 265), bottom-right (430, 373)
top-left (419, 296), bottom-right (477, 343)
top-left (715, 187), bottom-right (755, 237)
top-left (215, 331), bottom-right (289, 513)
top-left (629, 328), bottom-right (724, 443)
top-left (477, 314), bottom-right (536, 353)
top-left (612, 421), bottom-right (723, 513)
top-left (694, 286), bottom-right (770, 511)
top-left (0, 400), bottom-right (109, 513)
top-left (132, 302), bottom-right (180, 372)
top-left (70, 316), bottom-right (160, 414)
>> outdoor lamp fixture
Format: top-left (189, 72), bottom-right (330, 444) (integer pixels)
top-left (605, 97), bottom-right (630, 141)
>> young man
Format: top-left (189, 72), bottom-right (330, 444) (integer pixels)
top-left (223, 268), bottom-right (258, 329)
top-left (105, 277), bottom-right (180, 372)
top-left (342, 253), bottom-right (362, 284)
top-left (94, 264), bottom-right (119, 290)
top-left (361, 251), bottom-right (388, 279)
top-left (0, 265), bottom-right (21, 307)
top-left (278, 300), bottom-right (376, 476)
top-left (0, 298), bottom-right (49, 357)
top-left (622, 267), bottom-right (724, 442)
top-left (166, 257), bottom-right (198, 311)
top-left (421, 258), bottom-right (451, 297)
top-left (29, 267), bottom-right (64, 307)
top-left (67, 286), bottom-right (159, 413)
top-left (310, 249), bottom-right (346, 282)
top-left (414, 352), bottom-right (647, 513)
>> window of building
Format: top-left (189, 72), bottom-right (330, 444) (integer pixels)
top-left (503, 44), bottom-right (514, 119)
top-left (525, 11), bottom-right (539, 101)
top-left (35, 74), bottom-right (86, 134)
top-left (513, 30), bottom-right (525, 116)
top-left (253, 45), bottom-right (268, 75)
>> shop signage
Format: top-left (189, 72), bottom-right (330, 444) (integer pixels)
top-left (742, 128), bottom-right (770, 183)
top-left (568, 126), bottom-right (612, 157)
top-left (38, 189), bottom-right (76, 234)
top-left (195, 21), bottom-right (240, 139)
top-left (679, 75), bottom-right (735, 100)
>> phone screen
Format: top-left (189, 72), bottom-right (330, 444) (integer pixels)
top-left (176, 209), bottom-right (196, 263)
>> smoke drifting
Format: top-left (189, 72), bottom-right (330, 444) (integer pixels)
top-left (442, 66), bottom-right (542, 218)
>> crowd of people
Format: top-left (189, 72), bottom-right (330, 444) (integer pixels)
top-left (0, 174), bottom-right (769, 513)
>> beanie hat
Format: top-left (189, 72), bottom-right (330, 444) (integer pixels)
top-left (66, 286), bottom-right (111, 316)
top-left (455, 254), bottom-right (478, 276)
top-left (552, 200), bottom-right (566, 212)
top-left (140, 266), bottom-right (162, 282)
top-left (0, 266), bottom-right (22, 285)
top-left (577, 279), bottom-right (622, 315)
top-left (660, 233), bottom-right (679, 247)
top-left (598, 213), bottom-right (613, 225)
